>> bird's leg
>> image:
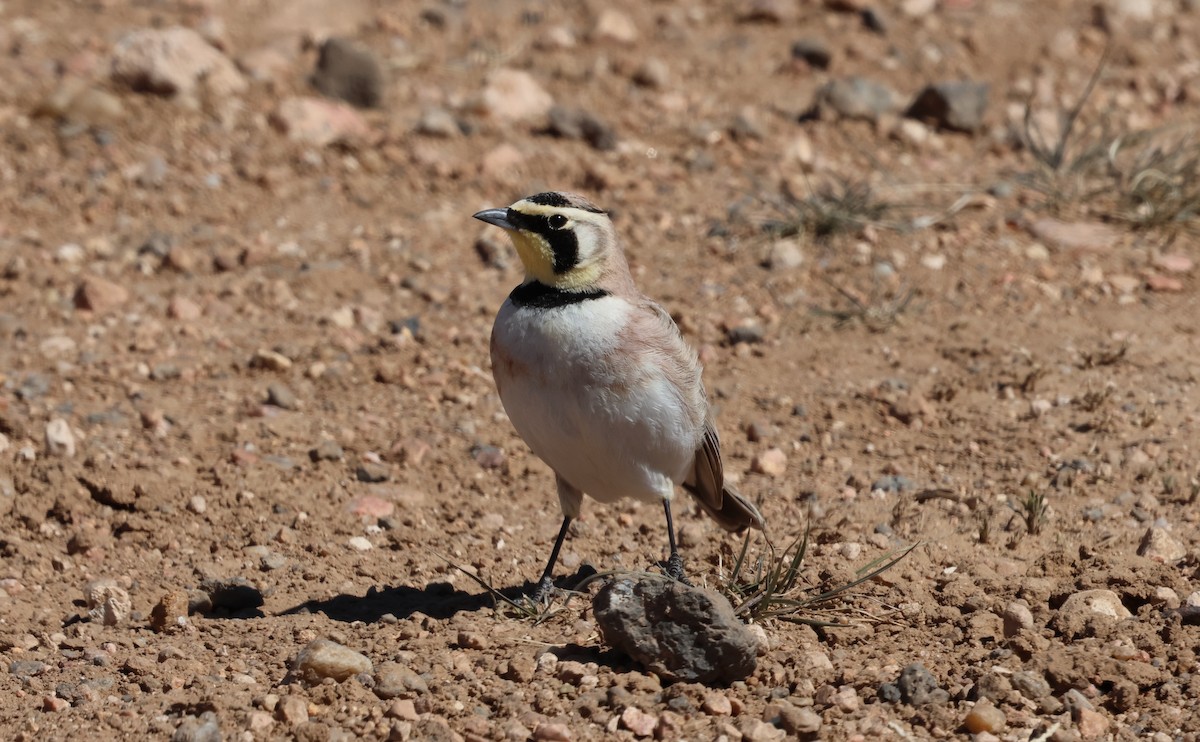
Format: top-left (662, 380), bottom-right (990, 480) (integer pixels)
top-left (532, 516), bottom-right (572, 603)
top-left (663, 499), bottom-right (688, 584)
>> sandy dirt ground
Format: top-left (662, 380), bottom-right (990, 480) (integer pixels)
top-left (1, 0), bottom-right (1199, 740)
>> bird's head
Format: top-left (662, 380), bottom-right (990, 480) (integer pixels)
top-left (473, 191), bottom-right (622, 291)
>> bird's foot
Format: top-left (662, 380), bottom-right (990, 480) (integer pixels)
top-left (530, 575), bottom-right (556, 604)
top-left (665, 552), bottom-right (691, 586)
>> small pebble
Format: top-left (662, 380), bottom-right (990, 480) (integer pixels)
top-left (293, 639), bottom-right (372, 683)
top-left (266, 383), bottom-right (299, 410)
top-left (86, 583), bottom-right (132, 626)
top-left (386, 698), bottom-right (419, 721)
top-left (251, 349), bottom-right (293, 371)
top-left (416, 107), bottom-right (460, 137)
top-left (310, 439), bottom-right (345, 462)
top-left (275, 695), bottom-right (309, 726)
top-left (703, 692), bottom-right (733, 715)
top-left (173, 711), bottom-right (221, 742)
top-left (43, 695), bottom-right (70, 712)
top-left (457, 630), bottom-right (489, 650)
top-left (374, 662), bottom-right (427, 699)
top-left (1138, 526), bottom-right (1186, 564)
top-left (791, 38), bottom-right (832, 68)
top-left (533, 722), bottom-right (573, 741)
top-left (1002, 601), bottom-right (1035, 637)
top-left (45, 419), bottom-right (77, 458)
top-left (964, 698), bottom-right (1006, 733)
top-left (471, 444), bottom-right (506, 470)
top-left (752, 448), bottom-right (787, 477)
top-left (620, 707), bottom-right (658, 737)
top-left (348, 495), bottom-right (394, 519)
top-left (149, 590), bottom-right (189, 633)
top-left (74, 275), bottom-right (130, 313)
top-left (356, 462), bottom-right (390, 483)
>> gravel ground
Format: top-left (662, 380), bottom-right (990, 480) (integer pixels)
top-left (2, 1), bottom-right (1199, 740)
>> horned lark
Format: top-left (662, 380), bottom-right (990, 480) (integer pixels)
top-left (475, 191), bottom-right (765, 600)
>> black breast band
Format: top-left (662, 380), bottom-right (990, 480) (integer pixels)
top-left (509, 282), bottom-right (609, 309)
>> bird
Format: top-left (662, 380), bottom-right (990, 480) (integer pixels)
top-left (474, 191), bottom-right (765, 601)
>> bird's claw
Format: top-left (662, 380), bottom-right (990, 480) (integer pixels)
top-left (665, 553), bottom-right (691, 585)
top-left (530, 575), bottom-right (556, 604)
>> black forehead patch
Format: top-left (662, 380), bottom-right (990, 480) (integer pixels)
top-left (525, 192), bottom-right (606, 214)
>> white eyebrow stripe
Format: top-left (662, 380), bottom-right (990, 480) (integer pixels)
top-left (511, 201), bottom-right (608, 224)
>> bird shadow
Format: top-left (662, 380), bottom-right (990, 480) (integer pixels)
top-left (278, 567), bottom-right (597, 623)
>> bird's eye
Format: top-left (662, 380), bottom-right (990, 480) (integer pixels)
top-left (548, 214), bottom-right (569, 230)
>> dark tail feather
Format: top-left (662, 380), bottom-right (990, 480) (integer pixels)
top-left (683, 481), bottom-right (765, 533)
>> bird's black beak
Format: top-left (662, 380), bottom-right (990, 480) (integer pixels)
top-left (473, 208), bottom-right (515, 230)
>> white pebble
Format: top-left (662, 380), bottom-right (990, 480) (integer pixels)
top-left (45, 419), bottom-right (76, 458)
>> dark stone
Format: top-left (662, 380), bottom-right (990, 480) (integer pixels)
top-left (878, 682), bottom-right (902, 703)
top-left (194, 576), bottom-right (264, 614)
top-left (9, 660), bottom-right (48, 678)
top-left (356, 462), bottom-right (390, 483)
top-left (593, 577), bottom-right (758, 685)
top-left (860, 8), bottom-right (889, 34)
top-left (791, 38), bottom-right (832, 69)
top-left (16, 373), bottom-right (50, 401)
top-left (311, 38), bottom-right (384, 108)
top-left (906, 81), bottom-right (990, 132)
top-left (543, 107), bottom-right (618, 151)
top-left (880, 662), bottom-right (949, 706)
top-left (818, 77), bottom-right (900, 121)
top-left (309, 439), bottom-right (344, 462)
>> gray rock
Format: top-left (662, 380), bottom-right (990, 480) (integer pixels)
top-left (907, 81), bottom-right (990, 132)
top-left (871, 475), bottom-right (915, 493)
top-left (543, 106), bottom-right (617, 151)
top-left (1002, 601), bottom-right (1035, 637)
top-left (374, 662), bottom-right (428, 699)
top-left (193, 576), bottom-right (264, 614)
top-left (1010, 670), bottom-right (1051, 700)
top-left (791, 38), bottom-right (832, 69)
top-left (310, 439), bottom-right (345, 462)
top-left (879, 663), bottom-right (949, 705)
top-left (470, 444), bottom-right (506, 470)
top-left (151, 363), bottom-right (181, 381)
top-left (593, 577), bottom-right (757, 685)
top-left (17, 373), bottom-right (50, 400)
top-left (10, 660), bottom-right (48, 678)
top-left (172, 711), bottom-right (222, 742)
top-left (266, 382), bottom-right (299, 410)
top-left (356, 462), bottom-right (390, 483)
top-left (415, 107), bottom-right (461, 137)
top-left (311, 38), bottom-right (383, 108)
top-left (818, 77), bottom-right (900, 121)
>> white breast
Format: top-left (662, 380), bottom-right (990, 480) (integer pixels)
top-left (491, 296), bottom-right (700, 509)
